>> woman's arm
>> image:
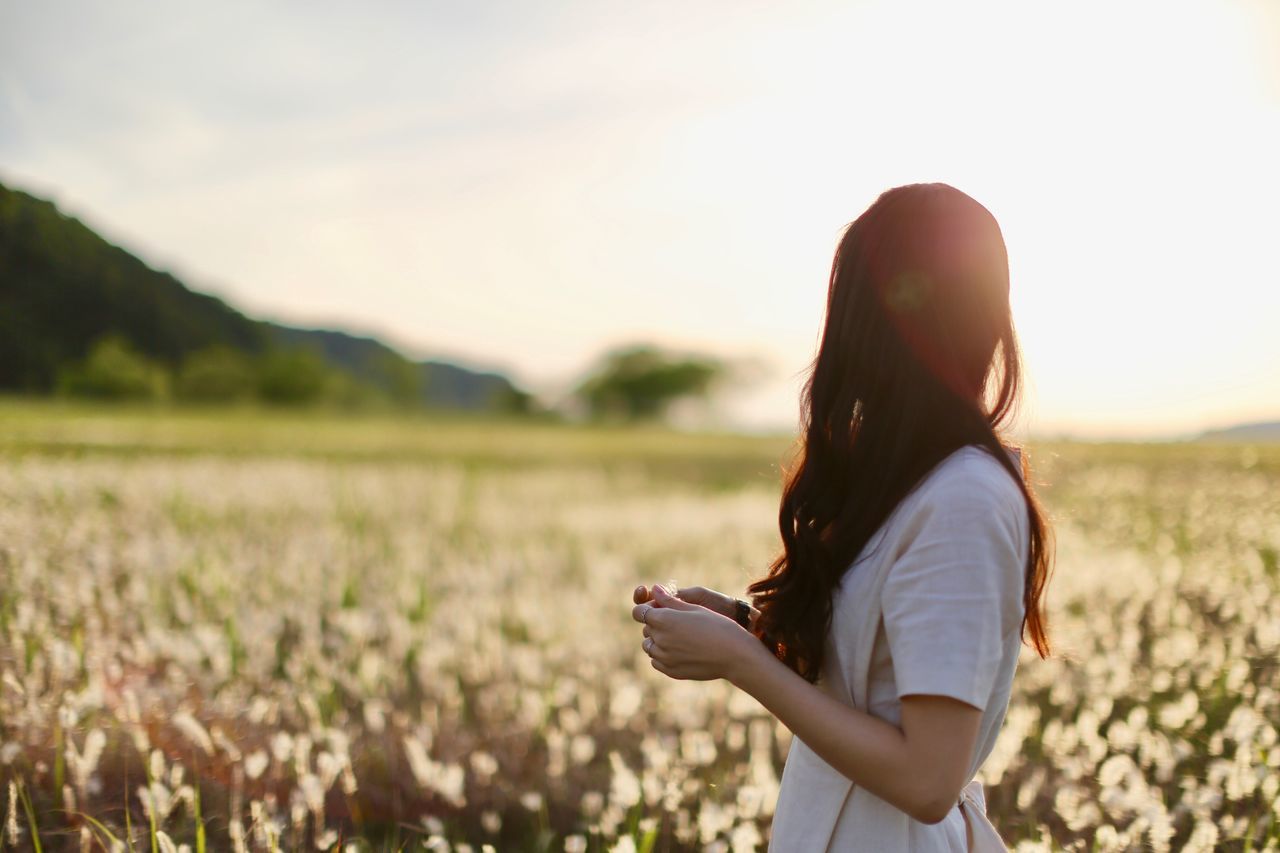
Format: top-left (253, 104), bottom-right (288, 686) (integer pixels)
top-left (729, 633), bottom-right (981, 824)
top-left (635, 587), bottom-right (981, 825)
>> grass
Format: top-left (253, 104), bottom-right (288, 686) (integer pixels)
top-left (0, 398), bottom-right (1276, 851)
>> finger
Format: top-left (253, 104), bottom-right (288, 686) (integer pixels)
top-left (651, 585), bottom-right (700, 612)
top-left (644, 607), bottom-right (672, 627)
top-left (651, 658), bottom-right (678, 678)
top-left (642, 625), bottom-right (652, 639)
top-left (631, 603), bottom-right (654, 624)
top-left (675, 585), bottom-right (705, 605)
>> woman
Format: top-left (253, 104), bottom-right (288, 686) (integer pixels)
top-left (631, 182), bottom-right (1053, 851)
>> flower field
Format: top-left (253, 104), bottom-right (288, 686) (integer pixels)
top-left (0, 403), bottom-right (1277, 851)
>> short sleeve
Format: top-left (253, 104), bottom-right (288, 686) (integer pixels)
top-left (880, 451), bottom-right (1027, 711)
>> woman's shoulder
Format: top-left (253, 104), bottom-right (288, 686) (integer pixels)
top-left (928, 443), bottom-right (1021, 492)
top-left (902, 443), bottom-right (1026, 522)
top-left (850, 442), bottom-right (1028, 570)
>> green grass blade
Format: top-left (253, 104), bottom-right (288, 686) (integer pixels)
top-left (125, 786), bottom-right (135, 851)
top-left (192, 784), bottom-right (206, 853)
top-left (76, 811), bottom-right (123, 847)
top-left (16, 780), bottom-right (44, 853)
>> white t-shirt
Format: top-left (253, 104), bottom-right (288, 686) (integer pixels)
top-left (769, 444), bottom-right (1030, 852)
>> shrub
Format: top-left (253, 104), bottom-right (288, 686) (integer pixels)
top-left (57, 334), bottom-right (169, 400)
top-left (176, 345), bottom-right (257, 402)
top-left (256, 348), bottom-right (330, 405)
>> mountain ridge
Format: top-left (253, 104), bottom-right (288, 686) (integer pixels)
top-left (0, 179), bottom-right (525, 409)
top-left (1197, 421), bottom-right (1280, 443)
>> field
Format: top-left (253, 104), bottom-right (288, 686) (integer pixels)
top-left (0, 401), bottom-right (1277, 852)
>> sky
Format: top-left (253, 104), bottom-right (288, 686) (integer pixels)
top-left (3, 0), bottom-right (1278, 438)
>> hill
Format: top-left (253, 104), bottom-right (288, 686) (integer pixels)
top-left (267, 325), bottom-right (520, 410)
top-left (0, 179), bottom-right (525, 410)
top-left (1197, 421), bottom-right (1280, 443)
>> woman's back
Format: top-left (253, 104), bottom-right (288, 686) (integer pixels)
top-left (769, 444), bottom-right (1030, 851)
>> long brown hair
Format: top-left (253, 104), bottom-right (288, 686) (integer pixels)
top-left (746, 182), bottom-right (1052, 683)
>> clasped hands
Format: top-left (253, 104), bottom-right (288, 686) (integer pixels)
top-left (630, 583), bottom-right (762, 682)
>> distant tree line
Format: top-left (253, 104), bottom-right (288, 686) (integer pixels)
top-left (57, 333), bottom-right (730, 421)
top-left (55, 334), bottom-right (378, 406)
top-left (53, 333), bottom-right (540, 412)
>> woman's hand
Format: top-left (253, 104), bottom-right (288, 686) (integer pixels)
top-left (630, 585), bottom-right (764, 682)
top-left (632, 582), bottom-right (736, 619)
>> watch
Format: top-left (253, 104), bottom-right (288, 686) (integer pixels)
top-left (732, 598), bottom-right (753, 630)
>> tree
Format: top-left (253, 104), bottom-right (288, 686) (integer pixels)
top-left (574, 344), bottom-right (727, 422)
top-left (256, 348), bottom-right (330, 405)
top-left (368, 350), bottom-right (423, 408)
top-left (56, 334), bottom-right (169, 400)
top-left (490, 384), bottom-right (538, 416)
top-left (176, 345), bottom-right (257, 402)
